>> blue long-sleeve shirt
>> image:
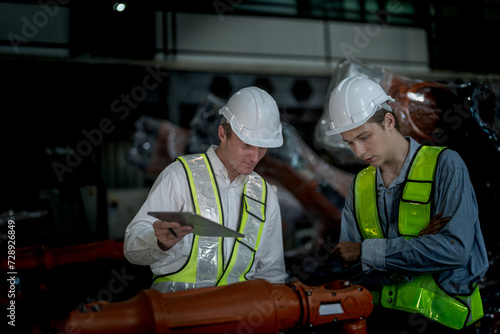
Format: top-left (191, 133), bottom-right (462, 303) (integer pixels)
top-left (339, 137), bottom-right (489, 295)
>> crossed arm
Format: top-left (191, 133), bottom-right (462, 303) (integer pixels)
top-left (332, 213), bottom-right (450, 267)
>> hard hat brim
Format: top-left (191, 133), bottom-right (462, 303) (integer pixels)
top-left (325, 118), bottom-right (369, 136)
top-left (231, 123), bottom-right (284, 148)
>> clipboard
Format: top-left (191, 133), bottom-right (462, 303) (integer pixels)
top-left (148, 211), bottom-right (245, 238)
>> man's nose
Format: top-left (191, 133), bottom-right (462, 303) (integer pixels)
top-left (248, 147), bottom-right (260, 162)
top-left (354, 142), bottom-right (366, 157)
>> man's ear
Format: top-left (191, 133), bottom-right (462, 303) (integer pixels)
top-left (218, 124), bottom-right (226, 142)
top-left (384, 112), bottom-right (396, 131)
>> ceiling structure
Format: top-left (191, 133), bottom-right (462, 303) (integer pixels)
top-left (0, 0), bottom-right (499, 74)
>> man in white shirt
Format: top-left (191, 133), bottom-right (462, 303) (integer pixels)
top-left (124, 87), bottom-right (287, 292)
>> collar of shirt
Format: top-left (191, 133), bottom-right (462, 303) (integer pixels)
top-left (376, 137), bottom-right (421, 190)
top-left (206, 145), bottom-right (247, 185)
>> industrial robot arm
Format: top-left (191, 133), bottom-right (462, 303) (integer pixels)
top-left (59, 278), bottom-right (373, 334)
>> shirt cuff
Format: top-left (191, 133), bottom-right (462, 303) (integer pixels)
top-left (145, 227), bottom-right (172, 260)
top-left (361, 238), bottom-right (386, 272)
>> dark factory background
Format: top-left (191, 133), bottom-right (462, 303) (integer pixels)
top-left (1, 1), bottom-right (500, 333)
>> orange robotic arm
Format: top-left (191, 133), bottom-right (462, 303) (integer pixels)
top-left (59, 279), bottom-right (373, 334)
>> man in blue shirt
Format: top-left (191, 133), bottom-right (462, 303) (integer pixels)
top-left (328, 76), bottom-right (489, 333)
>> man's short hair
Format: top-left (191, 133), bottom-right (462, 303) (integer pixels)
top-left (367, 105), bottom-right (401, 132)
top-left (220, 118), bottom-right (232, 138)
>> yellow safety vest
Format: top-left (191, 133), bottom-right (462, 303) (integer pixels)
top-left (152, 153), bottom-right (267, 292)
top-left (354, 145), bottom-right (483, 329)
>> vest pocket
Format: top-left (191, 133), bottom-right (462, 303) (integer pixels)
top-left (380, 275), bottom-right (470, 330)
top-left (402, 181), bottom-right (432, 204)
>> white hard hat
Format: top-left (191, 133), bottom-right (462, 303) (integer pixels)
top-left (219, 86), bottom-right (283, 148)
top-left (326, 76), bottom-right (395, 136)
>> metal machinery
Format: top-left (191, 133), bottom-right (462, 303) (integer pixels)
top-left (58, 278), bottom-right (373, 334)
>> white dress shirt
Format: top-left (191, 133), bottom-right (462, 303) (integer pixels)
top-left (124, 145), bottom-right (286, 284)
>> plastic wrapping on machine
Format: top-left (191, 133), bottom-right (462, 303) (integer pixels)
top-left (256, 123), bottom-right (355, 248)
top-left (267, 123), bottom-right (354, 202)
top-left (127, 116), bottom-right (190, 174)
top-left (187, 93), bottom-right (226, 154)
top-left (452, 81), bottom-right (500, 154)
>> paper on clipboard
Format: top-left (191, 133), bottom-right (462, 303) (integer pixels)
top-left (147, 211), bottom-right (244, 238)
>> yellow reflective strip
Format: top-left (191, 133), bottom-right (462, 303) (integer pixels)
top-left (399, 202), bottom-right (431, 237)
top-left (218, 242), bottom-right (241, 286)
top-left (177, 156), bottom-right (201, 215)
top-left (219, 176), bottom-right (266, 284)
top-left (260, 179), bottom-right (267, 220)
top-left (402, 182), bottom-right (432, 203)
top-left (469, 288), bottom-right (484, 325)
top-left (172, 155), bottom-right (220, 284)
top-left (407, 146), bottom-right (446, 181)
top-left (238, 252), bottom-right (254, 282)
top-left (201, 154), bottom-right (223, 225)
top-left (355, 166), bottom-right (384, 239)
top-left (399, 146), bottom-right (445, 238)
top-left (380, 275), bottom-right (471, 330)
top-left (200, 154), bottom-right (224, 280)
top-left (354, 172), bottom-right (365, 236)
top-left (219, 207), bottom-right (248, 286)
top-left (153, 235), bottom-right (200, 284)
top-left (238, 200), bottom-right (264, 282)
top-left (255, 178), bottom-right (266, 248)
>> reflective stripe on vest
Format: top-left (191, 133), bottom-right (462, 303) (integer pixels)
top-left (151, 153), bottom-right (267, 293)
top-left (354, 166), bottom-right (383, 239)
top-left (379, 276), bottom-right (483, 329)
top-left (399, 146), bottom-right (446, 238)
top-left (217, 174), bottom-right (267, 286)
top-left (354, 145), bottom-right (483, 329)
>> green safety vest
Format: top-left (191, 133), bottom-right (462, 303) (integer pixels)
top-left (354, 145), bottom-right (483, 329)
top-left (151, 153), bottom-right (267, 292)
